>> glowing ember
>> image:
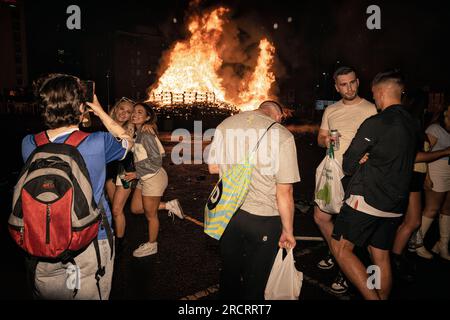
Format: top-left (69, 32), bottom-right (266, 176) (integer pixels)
top-left (149, 6), bottom-right (277, 111)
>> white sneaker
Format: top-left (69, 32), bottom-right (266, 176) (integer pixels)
top-left (317, 252), bottom-right (335, 270)
top-left (133, 242), bottom-right (157, 257)
top-left (416, 245), bottom-right (433, 259)
top-left (330, 272), bottom-right (348, 294)
top-left (166, 199), bottom-right (184, 219)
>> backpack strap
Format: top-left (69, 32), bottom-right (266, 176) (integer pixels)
top-left (251, 122), bottom-right (277, 154)
top-left (34, 131), bottom-right (51, 147)
top-left (98, 194), bottom-right (114, 259)
top-left (34, 130), bottom-right (90, 147)
top-left (93, 238), bottom-right (105, 300)
top-left (64, 130), bottom-right (91, 147)
top-left (92, 195), bottom-right (114, 300)
top-left (248, 122), bottom-right (277, 161)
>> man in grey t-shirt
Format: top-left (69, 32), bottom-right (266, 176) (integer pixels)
top-left (208, 100), bottom-right (300, 299)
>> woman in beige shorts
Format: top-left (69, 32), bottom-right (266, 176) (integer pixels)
top-left (123, 102), bottom-right (184, 257)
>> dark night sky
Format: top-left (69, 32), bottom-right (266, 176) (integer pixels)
top-left (23, 0), bottom-right (450, 104)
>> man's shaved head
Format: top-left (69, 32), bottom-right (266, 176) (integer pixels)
top-left (259, 100), bottom-right (283, 114)
top-left (258, 100), bottom-right (284, 123)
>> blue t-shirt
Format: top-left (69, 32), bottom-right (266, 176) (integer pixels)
top-left (22, 130), bottom-right (127, 240)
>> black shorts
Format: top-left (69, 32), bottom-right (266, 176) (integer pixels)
top-left (409, 172), bottom-right (426, 192)
top-left (106, 161), bottom-right (119, 182)
top-left (332, 204), bottom-right (402, 250)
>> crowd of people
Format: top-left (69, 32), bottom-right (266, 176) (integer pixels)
top-left (10, 67), bottom-right (449, 300)
top-left (313, 67), bottom-right (450, 299)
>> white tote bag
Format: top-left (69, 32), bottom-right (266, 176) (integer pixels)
top-left (264, 248), bottom-right (303, 300)
top-left (314, 148), bottom-right (345, 214)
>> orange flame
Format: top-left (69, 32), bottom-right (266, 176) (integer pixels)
top-left (149, 7), bottom-right (276, 111)
top-left (237, 38), bottom-right (276, 110)
top-left (150, 7), bottom-right (228, 104)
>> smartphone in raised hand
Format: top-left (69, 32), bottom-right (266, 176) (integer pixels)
top-left (81, 80), bottom-right (95, 103)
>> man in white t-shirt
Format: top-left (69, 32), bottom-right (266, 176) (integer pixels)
top-left (314, 66), bottom-right (377, 294)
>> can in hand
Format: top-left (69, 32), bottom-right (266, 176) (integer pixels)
top-left (330, 129), bottom-right (340, 151)
top-left (119, 174), bottom-right (130, 189)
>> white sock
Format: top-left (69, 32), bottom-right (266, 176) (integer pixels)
top-left (438, 215), bottom-right (450, 244)
top-left (420, 216), bottom-right (434, 239)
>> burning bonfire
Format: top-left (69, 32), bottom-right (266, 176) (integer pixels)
top-left (148, 5), bottom-right (277, 111)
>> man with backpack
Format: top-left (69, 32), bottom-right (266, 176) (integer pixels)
top-left (9, 74), bottom-right (133, 299)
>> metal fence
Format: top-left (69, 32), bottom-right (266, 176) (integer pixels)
top-left (150, 91), bottom-right (217, 106)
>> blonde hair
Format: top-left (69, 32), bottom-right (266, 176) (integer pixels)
top-left (110, 97), bottom-right (135, 135)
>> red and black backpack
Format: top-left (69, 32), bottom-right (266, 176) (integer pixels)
top-left (8, 130), bottom-right (104, 261)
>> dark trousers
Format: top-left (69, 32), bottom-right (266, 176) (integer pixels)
top-left (219, 209), bottom-right (281, 300)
